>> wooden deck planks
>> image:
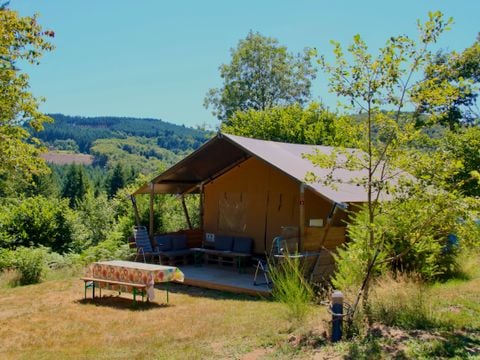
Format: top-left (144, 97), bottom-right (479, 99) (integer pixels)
top-left (176, 265), bottom-right (271, 297)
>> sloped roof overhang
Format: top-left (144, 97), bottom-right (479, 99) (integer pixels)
top-left (133, 133), bottom-right (375, 204)
top-left (132, 133), bottom-right (251, 195)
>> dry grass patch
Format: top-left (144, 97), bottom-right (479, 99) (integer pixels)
top-left (0, 277), bottom-right (327, 359)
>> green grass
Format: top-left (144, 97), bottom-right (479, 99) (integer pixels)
top-left (0, 271), bottom-right (328, 360)
top-left (0, 251), bottom-right (478, 359)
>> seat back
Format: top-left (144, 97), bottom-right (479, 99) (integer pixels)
top-left (133, 226), bottom-right (153, 253)
top-left (232, 236), bottom-right (253, 254)
top-left (269, 236), bottom-right (284, 257)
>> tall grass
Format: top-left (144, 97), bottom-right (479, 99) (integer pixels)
top-left (368, 274), bottom-right (449, 330)
top-left (269, 253), bottom-right (314, 324)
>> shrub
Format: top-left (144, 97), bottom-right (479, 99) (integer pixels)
top-left (0, 196), bottom-right (80, 253)
top-left (0, 248), bottom-right (15, 271)
top-left (13, 247), bottom-right (48, 285)
top-left (79, 230), bottom-right (133, 264)
top-left (269, 253), bottom-right (314, 324)
top-left (332, 210), bottom-right (388, 292)
top-left (333, 194), bottom-right (463, 292)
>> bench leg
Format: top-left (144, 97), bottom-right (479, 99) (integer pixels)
top-left (166, 282), bottom-right (169, 303)
top-left (236, 257), bottom-right (246, 274)
top-left (133, 288), bottom-right (137, 306)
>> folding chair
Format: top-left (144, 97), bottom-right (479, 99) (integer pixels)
top-left (253, 236), bottom-right (293, 286)
top-left (133, 226), bottom-right (161, 263)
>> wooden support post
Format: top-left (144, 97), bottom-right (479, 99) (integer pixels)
top-left (130, 195), bottom-right (141, 227)
top-left (299, 183), bottom-right (305, 251)
top-left (331, 290), bottom-right (344, 342)
top-left (181, 194), bottom-right (193, 230)
top-left (149, 182), bottom-right (154, 239)
top-left (199, 183), bottom-right (204, 231)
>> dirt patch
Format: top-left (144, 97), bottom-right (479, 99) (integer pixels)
top-left (41, 152), bottom-right (93, 165)
top-left (241, 348), bottom-right (273, 360)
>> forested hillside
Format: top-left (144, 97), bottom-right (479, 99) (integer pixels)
top-left (37, 114), bottom-right (209, 153)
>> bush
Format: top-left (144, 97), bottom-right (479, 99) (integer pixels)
top-left (0, 248), bottom-right (15, 271)
top-left (332, 210), bottom-right (388, 292)
top-left (79, 230), bottom-right (133, 264)
top-left (13, 247), bottom-right (48, 285)
top-left (269, 253), bottom-right (314, 324)
top-left (333, 194), bottom-right (463, 292)
top-left (0, 196), bottom-right (80, 253)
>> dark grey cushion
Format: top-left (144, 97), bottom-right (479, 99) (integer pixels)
top-left (172, 234), bottom-right (188, 250)
top-left (154, 235), bottom-right (172, 251)
top-left (232, 237), bottom-right (253, 254)
top-left (214, 235), bottom-right (233, 251)
top-left (159, 249), bottom-right (192, 257)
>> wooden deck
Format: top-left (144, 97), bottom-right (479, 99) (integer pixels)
top-left (175, 265), bottom-right (271, 297)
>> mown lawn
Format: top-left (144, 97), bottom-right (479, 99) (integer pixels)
top-left (0, 275), bottom-right (327, 360)
top-left (0, 258), bottom-right (479, 359)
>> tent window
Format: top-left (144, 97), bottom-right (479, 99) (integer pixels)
top-left (218, 192), bottom-right (247, 233)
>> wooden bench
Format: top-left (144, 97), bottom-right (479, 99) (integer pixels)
top-left (81, 277), bottom-right (148, 305)
top-left (191, 248), bottom-right (251, 273)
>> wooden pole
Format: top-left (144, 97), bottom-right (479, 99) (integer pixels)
top-left (181, 195), bottom-right (193, 230)
top-left (130, 195), bottom-right (141, 227)
top-left (299, 183), bottom-right (305, 251)
top-left (199, 183), bottom-right (204, 231)
top-left (149, 182), bottom-right (154, 239)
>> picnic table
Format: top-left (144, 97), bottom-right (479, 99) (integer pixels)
top-left (82, 260), bottom-right (184, 304)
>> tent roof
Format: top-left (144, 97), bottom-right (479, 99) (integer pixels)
top-left (133, 133), bottom-right (372, 203)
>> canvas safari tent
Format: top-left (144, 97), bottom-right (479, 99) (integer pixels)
top-left (132, 133), bottom-right (371, 280)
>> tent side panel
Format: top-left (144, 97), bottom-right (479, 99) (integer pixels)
top-left (264, 165), bottom-right (300, 251)
top-left (303, 226), bottom-right (346, 251)
top-left (203, 157), bottom-right (270, 253)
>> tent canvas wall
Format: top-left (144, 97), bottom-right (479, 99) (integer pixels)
top-left (202, 156), bottom-right (342, 254)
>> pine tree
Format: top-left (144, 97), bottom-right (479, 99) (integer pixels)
top-left (106, 162), bottom-right (126, 198)
top-left (61, 164), bottom-right (90, 207)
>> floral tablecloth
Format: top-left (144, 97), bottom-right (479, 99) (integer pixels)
top-left (85, 260), bottom-right (184, 300)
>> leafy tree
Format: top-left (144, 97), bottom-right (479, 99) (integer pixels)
top-left (221, 102), bottom-right (354, 145)
top-left (441, 127), bottom-right (480, 196)
top-left (418, 35), bottom-right (479, 128)
top-left (61, 164), bottom-right (90, 208)
top-left (205, 31), bottom-right (316, 122)
top-left (76, 192), bottom-right (115, 247)
top-left (0, 6), bottom-right (54, 188)
top-left (310, 12), bottom-right (464, 320)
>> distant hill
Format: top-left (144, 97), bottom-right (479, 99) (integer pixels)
top-left (36, 114), bottom-right (210, 154)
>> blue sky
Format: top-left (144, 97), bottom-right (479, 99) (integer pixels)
top-left (10, 0), bottom-right (480, 128)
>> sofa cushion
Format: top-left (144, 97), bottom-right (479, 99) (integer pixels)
top-left (159, 249), bottom-right (192, 257)
top-left (172, 234), bottom-right (188, 250)
top-left (214, 235), bottom-right (233, 251)
top-left (154, 235), bottom-right (172, 251)
top-left (232, 236), bottom-right (253, 254)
